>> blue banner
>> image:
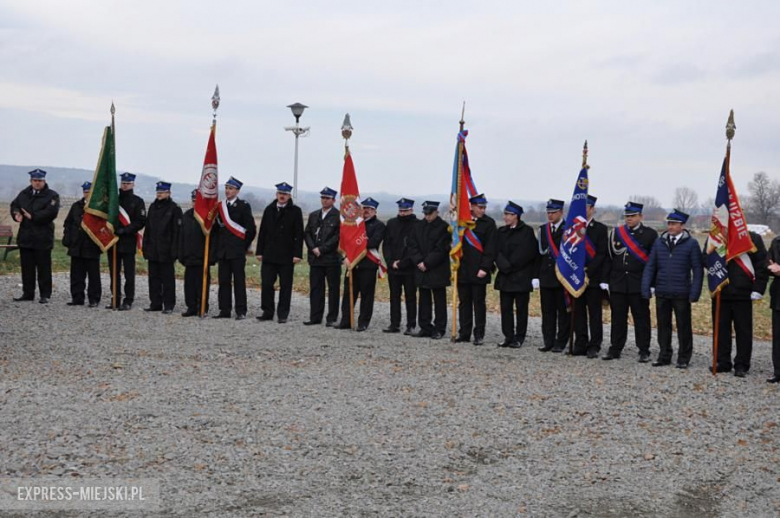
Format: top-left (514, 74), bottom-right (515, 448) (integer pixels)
top-left (705, 156), bottom-right (731, 294)
top-left (555, 167), bottom-right (590, 297)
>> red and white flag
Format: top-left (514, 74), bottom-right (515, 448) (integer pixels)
top-left (194, 124), bottom-right (219, 234)
top-left (338, 149), bottom-right (367, 269)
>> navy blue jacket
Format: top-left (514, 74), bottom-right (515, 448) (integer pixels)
top-left (641, 230), bottom-right (703, 301)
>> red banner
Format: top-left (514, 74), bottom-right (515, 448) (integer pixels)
top-left (338, 150), bottom-right (367, 268)
top-left (194, 124), bottom-right (219, 234)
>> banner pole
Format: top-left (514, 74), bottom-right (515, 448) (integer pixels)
top-left (112, 246), bottom-right (118, 309)
top-left (349, 268), bottom-right (355, 329)
top-left (200, 232), bottom-right (211, 318)
top-left (451, 105), bottom-right (466, 342)
top-left (568, 300), bottom-right (575, 355)
top-left (712, 292), bottom-right (721, 375)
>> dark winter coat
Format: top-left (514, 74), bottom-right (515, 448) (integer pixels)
top-left (10, 184), bottom-right (60, 250)
top-left (536, 221), bottom-right (565, 288)
top-left (607, 223), bottom-right (658, 294)
top-left (585, 219), bottom-right (609, 285)
top-left (703, 231), bottom-right (767, 300)
top-left (305, 207), bottom-right (341, 267)
top-left (178, 208), bottom-right (217, 267)
top-left (457, 214), bottom-right (497, 284)
top-left (354, 216), bottom-right (386, 270)
top-left (494, 221), bottom-right (539, 293)
top-left (214, 198), bottom-right (257, 260)
top-left (382, 213), bottom-right (418, 276)
top-left (62, 198), bottom-right (102, 259)
top-left (408, 216), bottom-right (452, 289)
top-left (142, 197), bottom-right (183, 263)
top-left (641, 230), bottom-right (703, 301)
top-left (255, 201), bottom-right (305, 264)
top-left (114, 189), bottom-right (146, 255)
top-left (767, 236), bottom-right (780, 310)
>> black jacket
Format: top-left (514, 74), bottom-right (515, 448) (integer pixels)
top-left (494, 221), bottom-right (539, 293)
top-left (585, 219), bottom-right (609, 286)
top-left (354, 216), bottom-right (386, 270)
top-left (63, 198), bottom-right (102, 259)
top-left (383, 214), bottom-right (418, 276)
top-left (704, 231), bottom-right (768, 301)
top-left (178, 208), bottom-right (217, 267)
top-left (457, 215), bottom-right (497, 284)
top-left (305, 207), bottom-right (341, 267)
top-left (768, 236), bottom-right (780, 310)
top-left (214, 198), bottom-right (257, 260)
top-left (255, 201), bottom-right (304, 264)
top-left (408, 216), bottom-right (452, 289)
top-left (142, 197), bottom-right (183, 262)
top-left (607, 223), bottom-right (658, 294)
top-left (10, 184), bottom-right (60, 250)
top-left (537, 221), bottom-right (565, 289)
top-left (114, 189), bottom-right (146, 255)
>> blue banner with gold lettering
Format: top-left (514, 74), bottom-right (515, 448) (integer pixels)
top-left (555, 167), bottom-right (590, 297)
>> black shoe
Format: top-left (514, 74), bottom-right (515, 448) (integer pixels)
top-left (454, 336), bottom-right (471, 343)
top-left (498, 340), bottom-right (512, 348)
top-left (67, 301), bottom-right (84, 306)
top-left (473, 337), bottom-right (484, 346)
top-left (383, 326), bottom-right (400, 333)
top-left (356, 325), bottom-right (368, 332)
top-left (13, 295), bottom-right (34, 302)
top-left (586, 349), bottom-right (599, 359)
top-left (734, 369), bottom-right (747, 378)
top-left (39, 297), bottom-right (49, 304)
top-left (404, 327), bottom-right (416, 336)
top-left (162, 309), bottom-right (173, 315)
top-left (550, 346), bottom-right (565, 353)
top-left (105, 304), bottom-right (116, 309)
top-left (430, 332), bottom-right (443, 340)
top-left (235, 314), bottom-right (246, 320)
top-left (412, 330), bottom-right (432, 338)
top-left (278, 318), bottom-right (288, 323)
top-left (652, 360), bottom-right (671, 367)
top-left (256, 314), bottom-right (273, 321)
top-left (88, 301), bottom-right (99, 308)
top-left (766, 375), bottom-right (780, 383)
top-left (716, 364), bottom-right (732, 373)
top-left (213, 312), bottom-right (231, 319)
top-left (508, 341), bottom-right (522, 349)
top-left (602, 352), bottom-right (620, 361)
top-left (675, 362), bottom-right (689, 369)
top-left (638, 353), bottom-right (650, 363)
top-left (333, 322), bottom-right (351, 330)
top-left (118, 303), bottom-right (131, 311)
top-left (181, 309), bottom-right (197, 317)
top-left (325, 321), bottom-right (336, 327)
top-left (304, 320), bottom-right (321, 326)
top-left (538, 344), bottom-right (554, 352)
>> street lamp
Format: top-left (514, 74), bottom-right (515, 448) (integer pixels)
top-left (285, 103), bottom-right (310, 199)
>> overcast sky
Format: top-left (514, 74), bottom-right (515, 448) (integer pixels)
top-left (1, 0), bottom-right (779, 206)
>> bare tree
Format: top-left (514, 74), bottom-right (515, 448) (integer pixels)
top-left (672, 187), bottom-right (699, 214)
top-left (745, 171), bottom-right (780, 226)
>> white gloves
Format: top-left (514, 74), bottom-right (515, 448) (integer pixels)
top-left (599, 283), bottom-right (609, 291)
top-left (751, 291), bottom-right (763, 301)
top-left (651, 287), bottom-right (655, 295)
top-left (532, 278), bottom-right (540, 289)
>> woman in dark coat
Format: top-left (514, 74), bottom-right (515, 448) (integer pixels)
top-left (494, 202), bottom-right (539, 348)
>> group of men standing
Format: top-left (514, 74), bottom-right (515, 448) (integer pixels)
top-left (9, 168), bottom-right (780, 382)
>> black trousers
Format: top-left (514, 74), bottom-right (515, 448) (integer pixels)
top-left (309, 264), bottom-right (341, 323)
top-left (573, 287), bottom-right (604, 353)
top-left (540, 286), bottom-right (570, 348)
top-left (388, 274), bottom-right (417, 329)
top-left (340, 268), bottom-right (378, 327)
top-left (500, 291), bottom-right (529, 342)
top-left (148, 260), bottom-right (176, 310)
top-left (609, 292), bottom-right (652, 355)
top-left (457, 283), bottom-right (487, 339)
top-left (418, 287), bottom-right (447, 334)
top-left (772, 310), bottom-right (780, 377)
top-left (184, 264), bottom-right (211, 313)
top-left (656, 296), bottom-right (693, 364)
top-left (218, 257), bottom-right (247, 315)
top-left (107, 251), bottom-right (136, 305)
top-left (712, 298), bottom-right (753, 371)
top-left (19, 247), bottom-right (52, 298)
top-left (261, 261), bottom-right (295, 320)
top-left (69, 256), bottom-right (101, 303)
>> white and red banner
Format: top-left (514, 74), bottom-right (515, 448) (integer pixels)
top-left (194, 124), bottom-right (219, 234)
top-left (338, 150), bottom-right (367, 269)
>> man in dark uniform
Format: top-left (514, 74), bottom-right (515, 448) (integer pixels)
top-left (602, 202), bottom-right (658, 363)
top-left (767, 237), bottom-right (780, 383)
top-left (304, 187), bottom-right (341, 326)
top-left (256, 182), bottom-right (304, 323)
top-left (572, 195), bottom-right (609, 358)
top-left (535, 198), bottom-right (569, 352)
top-left (179, 190), bottom-right (217, 317)
top-left (63, 182), bottom-right (102, 307)
top-left (212, 177), bottom-right (256, 320)
top-left (494, 201), bottom-right (539, 348)
top-left (707, 231), bottom-right (767, 377)
top-left (142, 181), bottom-right (182, 314)
top-left (10, 169), bottom-right (60, 303)
top-left (382, 198), bottom-right (418, 335)
top-left (409, 201), bottom-right (451, 339)
top-left (455, 193), bottom-right (497, 346)
top-left (107, 172), bottom-right (146, 310)
top-left (335, 197), bottom-right (386, 331)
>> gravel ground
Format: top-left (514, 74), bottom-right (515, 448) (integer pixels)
top-left (1, 273), bottom-right (779, 517)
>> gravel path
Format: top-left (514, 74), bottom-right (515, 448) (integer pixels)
top-left (1, 273), bottom-right (779, 517)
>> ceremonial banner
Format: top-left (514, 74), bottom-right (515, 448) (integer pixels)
top-left (555, 166), bottom-right (590, 297)
top-left (82, 125), bottom-right (119, 252)
top-left (449, 129), bottom-right (480, 269)
top-left (338, 150), bottom-right (367, 268)
top-left (194, 123), bottom-right (219, 234)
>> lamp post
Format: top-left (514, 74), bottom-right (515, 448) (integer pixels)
top-left (285, 103), bottom-right (310, 200)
